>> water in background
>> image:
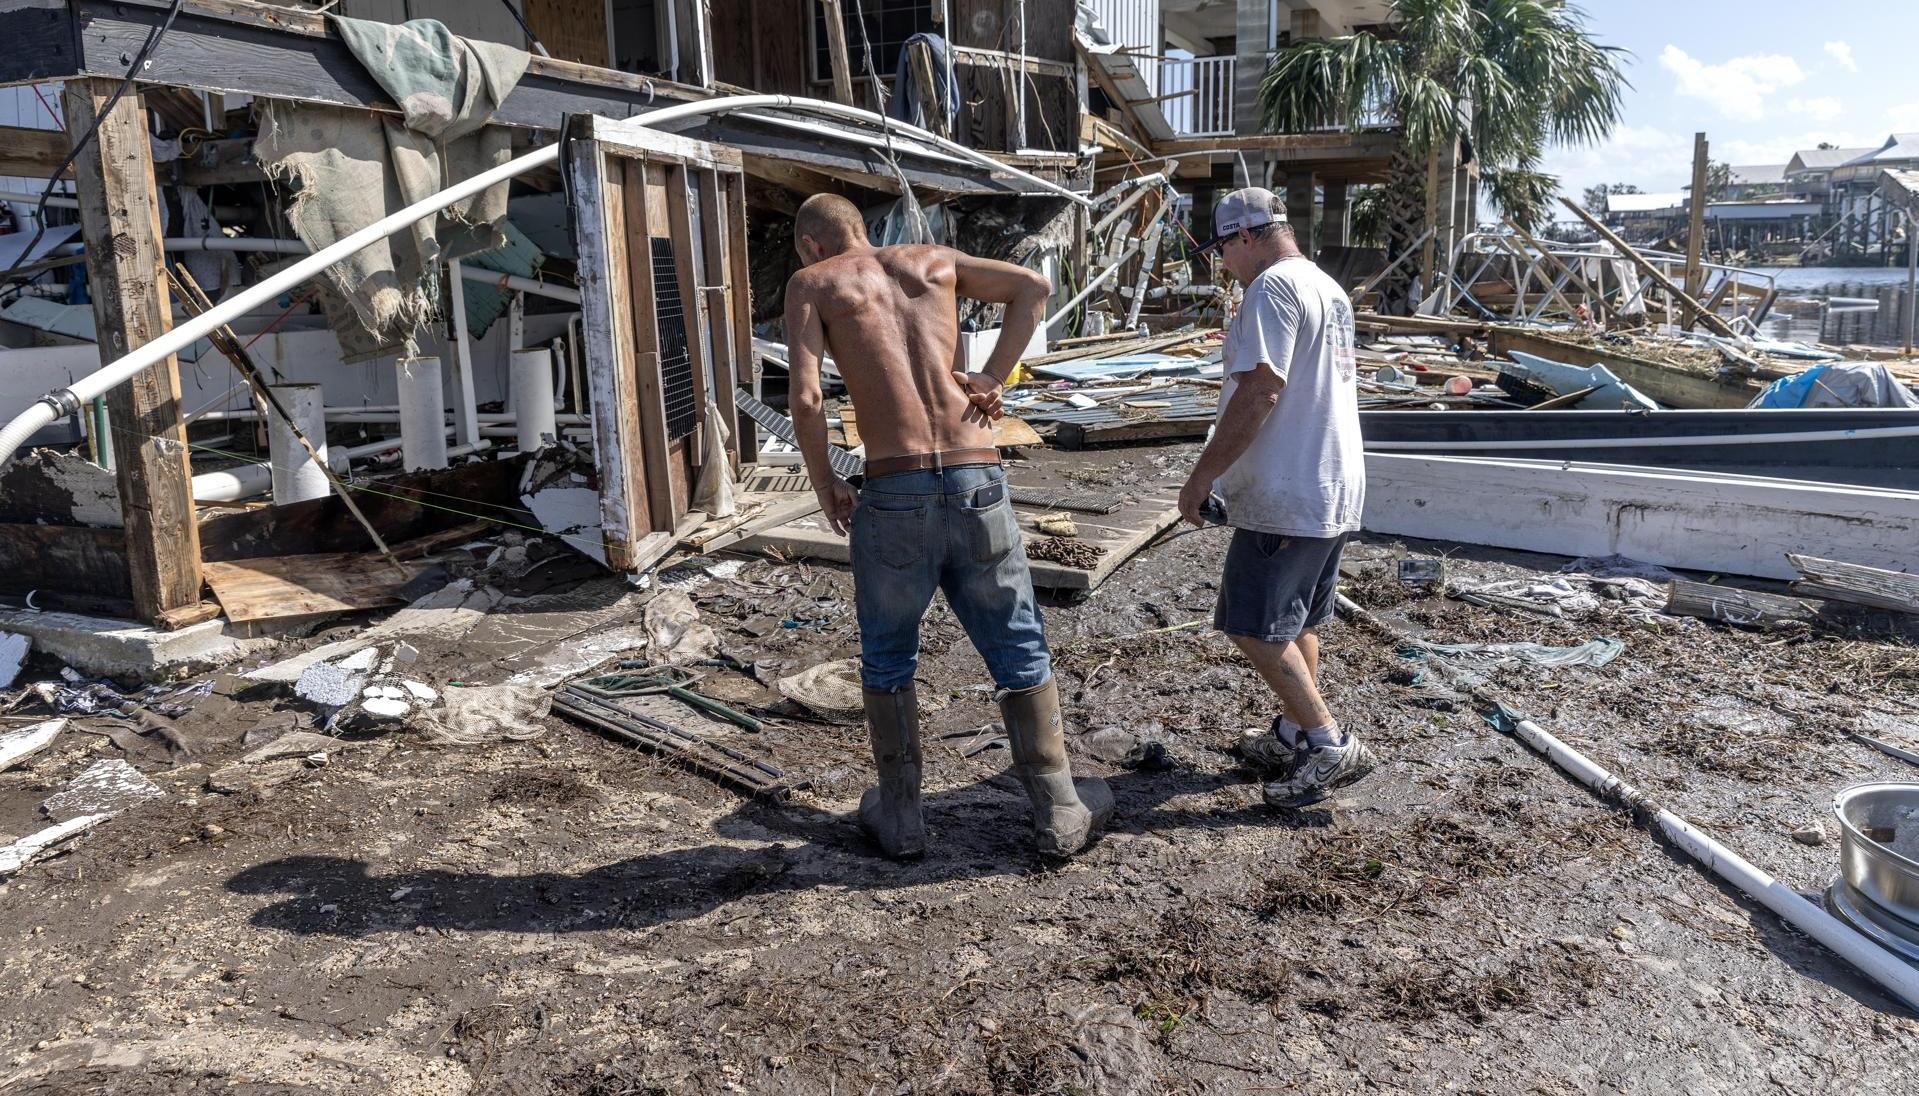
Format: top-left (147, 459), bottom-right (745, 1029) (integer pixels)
top-left (1749, 266), bottom-right (1914, 348)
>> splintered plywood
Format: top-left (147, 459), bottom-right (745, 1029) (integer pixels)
top-left (735, 484), bottom-right (1183, 591)
top-left (202, 553), bottom-right (422, 623)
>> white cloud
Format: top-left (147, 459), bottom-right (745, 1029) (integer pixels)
top-left (1888, 102), bottom-right (1919, 132)
top-left (1539, 124), bottom-right (1692, 202)
top-left (1658, 46), bottom-right (1806, 122)
top-left (1824, 41), bottom-right (1858, 72)
top-left (1716, 130), bottom-right (1880, 165)
top-left (1786, 96), bottom-right (1844, 122)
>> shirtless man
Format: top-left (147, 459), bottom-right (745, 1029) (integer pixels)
top-left (783, 193), bottom-right (1113, 861)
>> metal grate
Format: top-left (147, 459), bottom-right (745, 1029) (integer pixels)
top-left (649, 236), bottom-right (699, 440)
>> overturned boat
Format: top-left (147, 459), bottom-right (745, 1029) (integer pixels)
top-left (1360, 408), bottom-right (1919, 491)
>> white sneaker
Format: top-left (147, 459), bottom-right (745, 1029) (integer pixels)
top-left (1262, 734), bottom-right (1378, 808)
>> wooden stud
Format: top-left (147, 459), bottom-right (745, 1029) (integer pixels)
top-left (1559, 197), bottom-right (1738, 338)
top-left (818, 0), bottom-right (856, 107)
top-left (695, 168), bottom-right (740, 473)
top-left (0, 125), bottom-right (71, 178)
top-left (664, 164), bottom-right (711, 514)
top-left (623, 160), bottom-right (677, 531)
top-left (63, 78), bottom-right (203, 626)
top-left (571, 142), bottom-right (648, 569)
top-left (908, 39), bottom-right (946, 139)
top-left (1683, 131), bottom-right (1709, 317)
top-left (724, 169), bottom-right (759, 466)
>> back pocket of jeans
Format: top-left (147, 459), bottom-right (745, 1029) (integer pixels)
top-left (860, 503), bottom-right (924, 569)
top-left (960, 495), bottom-right (1017, 563)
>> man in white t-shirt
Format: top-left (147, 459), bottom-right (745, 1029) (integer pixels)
top-left (1176, 187), bottom-right (1376, 809)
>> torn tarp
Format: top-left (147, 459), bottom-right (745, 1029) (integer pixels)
top-left (1400, 636), bottom-right (1625, 683)
top-left (255, 17), bottom-right (528, 350)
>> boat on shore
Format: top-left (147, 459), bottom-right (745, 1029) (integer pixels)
top-left (1360, 407), bottom-right (1919, 490)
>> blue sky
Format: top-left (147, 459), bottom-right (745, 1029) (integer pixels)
top-left (1536, 0), bottom-right (1919, 201)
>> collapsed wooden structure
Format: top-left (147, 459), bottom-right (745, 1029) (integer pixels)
top-left (0, 0), bottom-right (1431, 627)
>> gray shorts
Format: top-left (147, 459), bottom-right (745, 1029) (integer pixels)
top-left (1214, 530), bottom-right (1348, 643)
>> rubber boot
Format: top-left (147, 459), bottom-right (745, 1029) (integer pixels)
top-left (998, 677), bottom-right (1114, 859)
top-left (858, 686), bottom-right (925, 859)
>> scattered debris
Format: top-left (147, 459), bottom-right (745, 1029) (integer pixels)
top-left (552, 684), bottom-right (800, 800)
top-left (0, 814), bottom-right (109, 877)
top-left (1788, 554), bottom-right (1919, 616)
top-left (40, 759), bottom-right (165, 822)
top-left (293, 646), bottom-right (381, 707)
top-left (410, 684), bottom-right (551, 746)
top-left (241, 731), bottom-right (348, 764)
top-left (774, 658), bottom-right (864, 724)
top-left (0, 719), bottom-right (62, 772)
top-left (643, 590), bottom-right (720, 663)
top-left (1028, 536), bottom-right (1107, 569)
top-left (1035, 512), bottom-right (1080, 538)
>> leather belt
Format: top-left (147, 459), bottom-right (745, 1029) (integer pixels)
top-left (861, 447), bottom-right (1002, 478)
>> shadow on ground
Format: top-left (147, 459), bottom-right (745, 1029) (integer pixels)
top-left (226, 765), bottom-right (1336, 937)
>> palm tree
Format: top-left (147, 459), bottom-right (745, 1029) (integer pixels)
top-left (1260, 0), bottom-right (1626, 312)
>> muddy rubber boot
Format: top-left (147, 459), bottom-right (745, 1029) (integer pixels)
top-left (998, 677), bottom-right (1114, 859)
top-left (858, 686), bottom-right (926, 859)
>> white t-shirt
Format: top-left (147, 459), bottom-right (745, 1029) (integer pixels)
top-left (1211, 257), bottom-right (1365, 538)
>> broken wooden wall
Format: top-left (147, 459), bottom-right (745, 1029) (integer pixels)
top-left (566, 117), bottom-right (753, 572)
top-left (710, 0), bottom-right (810, 96)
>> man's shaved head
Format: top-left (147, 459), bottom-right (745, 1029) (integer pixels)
top-left (794, 194), bottom-right (868, 265)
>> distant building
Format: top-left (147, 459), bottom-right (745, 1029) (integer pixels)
top-left (1829, 134), bottom-right (1919, 262)
top-left (1605, 190), bottom-right (1686, 239)
top-left (1722, 164), bottom-right (1788, 200)
top-left (1785, 147), bottom-right (1875, 203)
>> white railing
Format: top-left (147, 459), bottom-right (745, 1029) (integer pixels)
top-left (1158, 54), bottom-right (1236, 137)
top-left (1086, 0), bottom-right (1161, 92)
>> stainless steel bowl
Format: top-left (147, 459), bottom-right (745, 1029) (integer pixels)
top-left (1826, 782), bottom-right (1919, 964)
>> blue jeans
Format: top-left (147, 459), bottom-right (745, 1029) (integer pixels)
top-left (849, 463), bottom-right (1051, 692)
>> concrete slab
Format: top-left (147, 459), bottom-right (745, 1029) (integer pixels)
top-left (0, 609), bottom-right (277, 682)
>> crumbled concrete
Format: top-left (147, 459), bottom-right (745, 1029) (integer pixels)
top-left (0, 609), bottom-right (274, 682)
top-left (40, 759), bottom-right (164, 822)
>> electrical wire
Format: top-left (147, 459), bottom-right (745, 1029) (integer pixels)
top-left (0, 0), bottom-right (189, 287)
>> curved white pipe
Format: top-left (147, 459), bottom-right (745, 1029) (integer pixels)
top-left (1, 94), bottom-right (1084, 466)
top-left (1500, 710), bottom-right (1919, 1012)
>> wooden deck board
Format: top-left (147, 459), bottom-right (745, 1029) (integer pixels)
top-left (734, 487), bottom-right (1182, 591)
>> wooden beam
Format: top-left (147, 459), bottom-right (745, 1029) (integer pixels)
top-left (724, 170), bottom-right (759, 466)
top-left (1501, 216), bottom-right (1610, 321)
top-left (665, 163), bottom-right (713, 483)
top-left (624, 161), bottom-right (677, 532)
top-left (63, 78), bottom-right (202, 626)
top-left (0, 125), bottom-right (70, 178)
top-left (1683, 132), bottom-right (1709, 309)
top-left (695, 168), bottom-right (741, 472)
top-left (1559, 197), bottom-right (1738, 338)
top-left (570, 140), bottom-right (647, 569)
top-left (1148, 132), bottom-right (1402, 157)
top-left (1788, 554), bottom-right (1919, 615)
top-left (907, 39), bottom-right (947, 140)
top-left (818, 0), bottom-right (856, 107)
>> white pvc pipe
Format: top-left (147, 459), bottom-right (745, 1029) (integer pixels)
top-left (1501, 711), bottom-right (1919, 1012)
top-left (1092, 173), bottom-right (1168, 236)
top-left (1043, 237), bottom-right (1142, 334)
top-left (0, 93), bottom-right (1086, 468)
top-left (396, 355), bottom-right (449, 472)
top-left (511, 347), bottom-right (558, 452)
top-left (192, 430), bottom-right (483, 502)
top-left (266, 383), bottom-right (329, 504)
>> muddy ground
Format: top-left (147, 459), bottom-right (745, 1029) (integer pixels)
top-left (2, 442), bottom-right (1918, 1095)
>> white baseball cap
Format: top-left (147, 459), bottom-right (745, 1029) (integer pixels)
top-left (1198, 186), bottom-right (1287, 254)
